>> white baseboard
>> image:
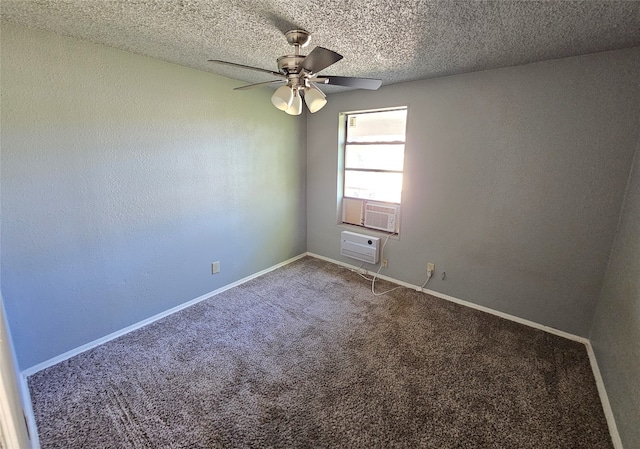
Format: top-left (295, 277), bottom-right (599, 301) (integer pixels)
top-left (306, 252), bottom-right (587, 342)
top-left (585, 342), bottom-right (624, 449)
top-left (306, 252), bottom-right (623, 448)
top-left (17, 374), bottom-right (40, 449)
top-left (19, 251), bottom-right (623, 448)
top-left (21, 253), bottom-right (307, 378)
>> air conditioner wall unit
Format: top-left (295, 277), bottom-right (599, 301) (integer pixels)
top-left (340, 231), bottom-right (380, 264)
top-left (364, 203), bottom-right (398, 233)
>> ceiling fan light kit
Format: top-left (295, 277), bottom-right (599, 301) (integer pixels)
top-left (271, 84), bottom-right (294, 111)
top-left (304, 83), bottom-right (327, 113)
top-left (209, 29), bottom-right (381, 115)
top-left (285, 89), bottom-right (303, 116)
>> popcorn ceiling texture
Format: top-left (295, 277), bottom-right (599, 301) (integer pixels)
top-left (2, 0), bottom-right (640, 91)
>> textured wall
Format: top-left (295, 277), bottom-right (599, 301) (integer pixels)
top-left (307, 47), bottom-right (640, 337)
top-left (0, 22), bottom-right (306, 370)
top-left (590, 141), bottom-right (640, 449)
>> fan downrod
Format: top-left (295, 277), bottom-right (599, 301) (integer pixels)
top-left (278, 30), bottom-right (311, 75)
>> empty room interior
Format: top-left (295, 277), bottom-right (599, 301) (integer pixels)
top-left (1, 1), bottom-right (639, 448)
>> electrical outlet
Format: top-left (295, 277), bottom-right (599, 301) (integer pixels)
top-left (211, 261), bottom-right (220, 274)
top-left (427, 263), bottom-right (435, 276)
top-left (381, 258), bottom-right (388, 268)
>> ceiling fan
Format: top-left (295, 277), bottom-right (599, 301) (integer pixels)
top-left (208, 30), bottom-right (382, 115)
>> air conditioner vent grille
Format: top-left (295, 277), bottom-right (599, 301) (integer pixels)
top-left (366, 205), bottom-right (396, 214)
top-left (364, 203), bottom-right (398, 233)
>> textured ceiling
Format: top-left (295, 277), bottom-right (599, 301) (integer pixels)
top-left (2, 1), bottom-right (640, 92)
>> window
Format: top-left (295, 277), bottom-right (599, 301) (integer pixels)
top-left (341, 107), bottom-right (407, 233)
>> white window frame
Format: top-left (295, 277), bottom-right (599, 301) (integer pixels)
top-left (339, 107), bottom-right (407, 235)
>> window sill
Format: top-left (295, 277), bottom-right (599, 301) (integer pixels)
top-left (336, 222), bottom-right (400, 240)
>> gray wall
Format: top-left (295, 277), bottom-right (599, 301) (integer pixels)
top-left (0, 22), bottom-right (307, 370)
top-left (2, 19), bottom-right (639, 446)
top-left (590, 141), bottom-right (640, 448)
top-left (307, 48), bottom-right (640, 337)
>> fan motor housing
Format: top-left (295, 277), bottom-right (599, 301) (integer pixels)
top-left (277, 55), bottom-right (305, 74)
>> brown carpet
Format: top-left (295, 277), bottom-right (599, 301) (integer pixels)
top-left (28, 256), bottom-right (613, 448)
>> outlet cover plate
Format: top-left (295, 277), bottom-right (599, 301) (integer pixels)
top-left (427, 263), bottom-right (435, 272)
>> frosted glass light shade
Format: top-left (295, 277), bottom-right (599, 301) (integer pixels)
top-left (285, 90), bottom-right (303, 115)
top-left (304, 85), bottom-right (327, 113)
top-left (271, 85), bottom-right (293, 111)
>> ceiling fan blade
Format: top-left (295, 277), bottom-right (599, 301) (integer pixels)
top-left (208, 60), bottom-right (285, 78)
top-left (317, 75), bottom-right (382, 90)
top-left (234, 80), bottom-right (286, 91)
top-left (300, 47), bottom-right (343, 74)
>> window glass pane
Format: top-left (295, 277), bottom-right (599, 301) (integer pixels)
top-left (345, 144), bottom-right (404, 171)
top-left (347, 109), bottom-right (407, 143)
top-left (344, 170), bottom-right (402, 203)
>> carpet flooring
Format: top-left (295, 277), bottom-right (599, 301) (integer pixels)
top-left (28, 256), bottom-right (613, 448)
